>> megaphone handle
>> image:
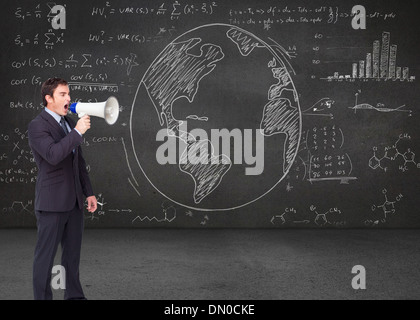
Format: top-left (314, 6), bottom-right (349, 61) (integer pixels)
top-left (78, 112), bottom-right (86, 118)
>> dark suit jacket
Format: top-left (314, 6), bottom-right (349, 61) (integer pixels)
top-left (28, 109), bottom-right (94, 212)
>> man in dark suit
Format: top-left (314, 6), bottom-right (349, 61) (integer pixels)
top-left (28, 77), bottom-right (97, 300)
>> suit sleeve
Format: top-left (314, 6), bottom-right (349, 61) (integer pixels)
top-left (28, 119), bottom-right (83, 166)
top-left (77, 146), bottom-right (94, 197)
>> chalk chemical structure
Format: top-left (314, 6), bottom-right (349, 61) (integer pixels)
top-left (271, 206), bottom-right (345, 226)
top-left (131, 201), bottom-right (176, 224)
top-left (271, 207), bottom-right (309, 225)
top-left (369, 133), bottom-right (420, 172)
top-left (84, 194), bottom-right (134, 221)
top-left (2, 200), bottom-right (33, 215)
top-left (368, 188), bottom-right (403, 225)
top-left (310, 205), bottom-right (343, 226)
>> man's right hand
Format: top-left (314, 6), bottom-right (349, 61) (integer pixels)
top-left (75, 115), bottom-right (91, 135)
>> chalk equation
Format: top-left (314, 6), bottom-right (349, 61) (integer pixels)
top-left (91, 1), bottom-right (218, 19)
top-left (228, 5), bottom-right (397, 30)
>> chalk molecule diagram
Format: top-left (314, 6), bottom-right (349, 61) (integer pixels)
top-left (271, 205), bottom-right (345, 227)
top-left (366, 188), bottom-right (403, 225)
top-left (2, 200), bottom-right (33, 215)
top-left (369, 134), bottom-right (420, 172)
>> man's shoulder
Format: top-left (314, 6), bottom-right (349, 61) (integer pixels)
top-left (28, 110), bottom-right (49, 129)
top-left (31, 109), bottom-right (47, 120)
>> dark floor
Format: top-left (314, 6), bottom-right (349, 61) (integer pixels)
top-left (0, 228), bottom-right (419, 300)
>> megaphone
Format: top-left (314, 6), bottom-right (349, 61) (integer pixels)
top-left (69, 96), bottom-right (119, 125)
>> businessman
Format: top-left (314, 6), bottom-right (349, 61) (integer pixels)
top-left (28, 77), bottom-right (97, 300)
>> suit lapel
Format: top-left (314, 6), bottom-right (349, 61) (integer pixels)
top-left (40, 110), bottom-right (80, 160)
top-left (40, 109), bottom-right (66, 139)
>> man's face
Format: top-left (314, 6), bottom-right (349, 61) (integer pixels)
top-left (46, 84), bottom-right (71, 116)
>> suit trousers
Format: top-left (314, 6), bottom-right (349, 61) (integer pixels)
top-left (33, 203), bottom-right (85, 300)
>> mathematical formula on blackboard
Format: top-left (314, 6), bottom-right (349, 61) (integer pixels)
top-left (1, 0), bottom-right (419, 228)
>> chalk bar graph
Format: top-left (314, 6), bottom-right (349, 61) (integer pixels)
top-left (323, 32), bottom-right (415, 82)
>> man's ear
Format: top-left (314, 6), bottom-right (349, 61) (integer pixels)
top-left (45, 95), bottom-right (54, 104)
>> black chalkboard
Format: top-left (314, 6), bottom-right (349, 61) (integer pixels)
top-left (1, 0), bottom-right (419, 228)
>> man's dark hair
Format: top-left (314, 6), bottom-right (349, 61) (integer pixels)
top-left (41, 77), bottom-right (68, 106)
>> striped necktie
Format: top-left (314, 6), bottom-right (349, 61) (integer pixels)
top-left (60, 117), bottom-right (69, 135)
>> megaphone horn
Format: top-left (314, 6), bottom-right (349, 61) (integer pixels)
top-left (69, 96), bottom-right (119, 125)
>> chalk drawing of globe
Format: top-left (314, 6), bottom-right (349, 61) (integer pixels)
top-left (130, 24), bottom-right (301, 211)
